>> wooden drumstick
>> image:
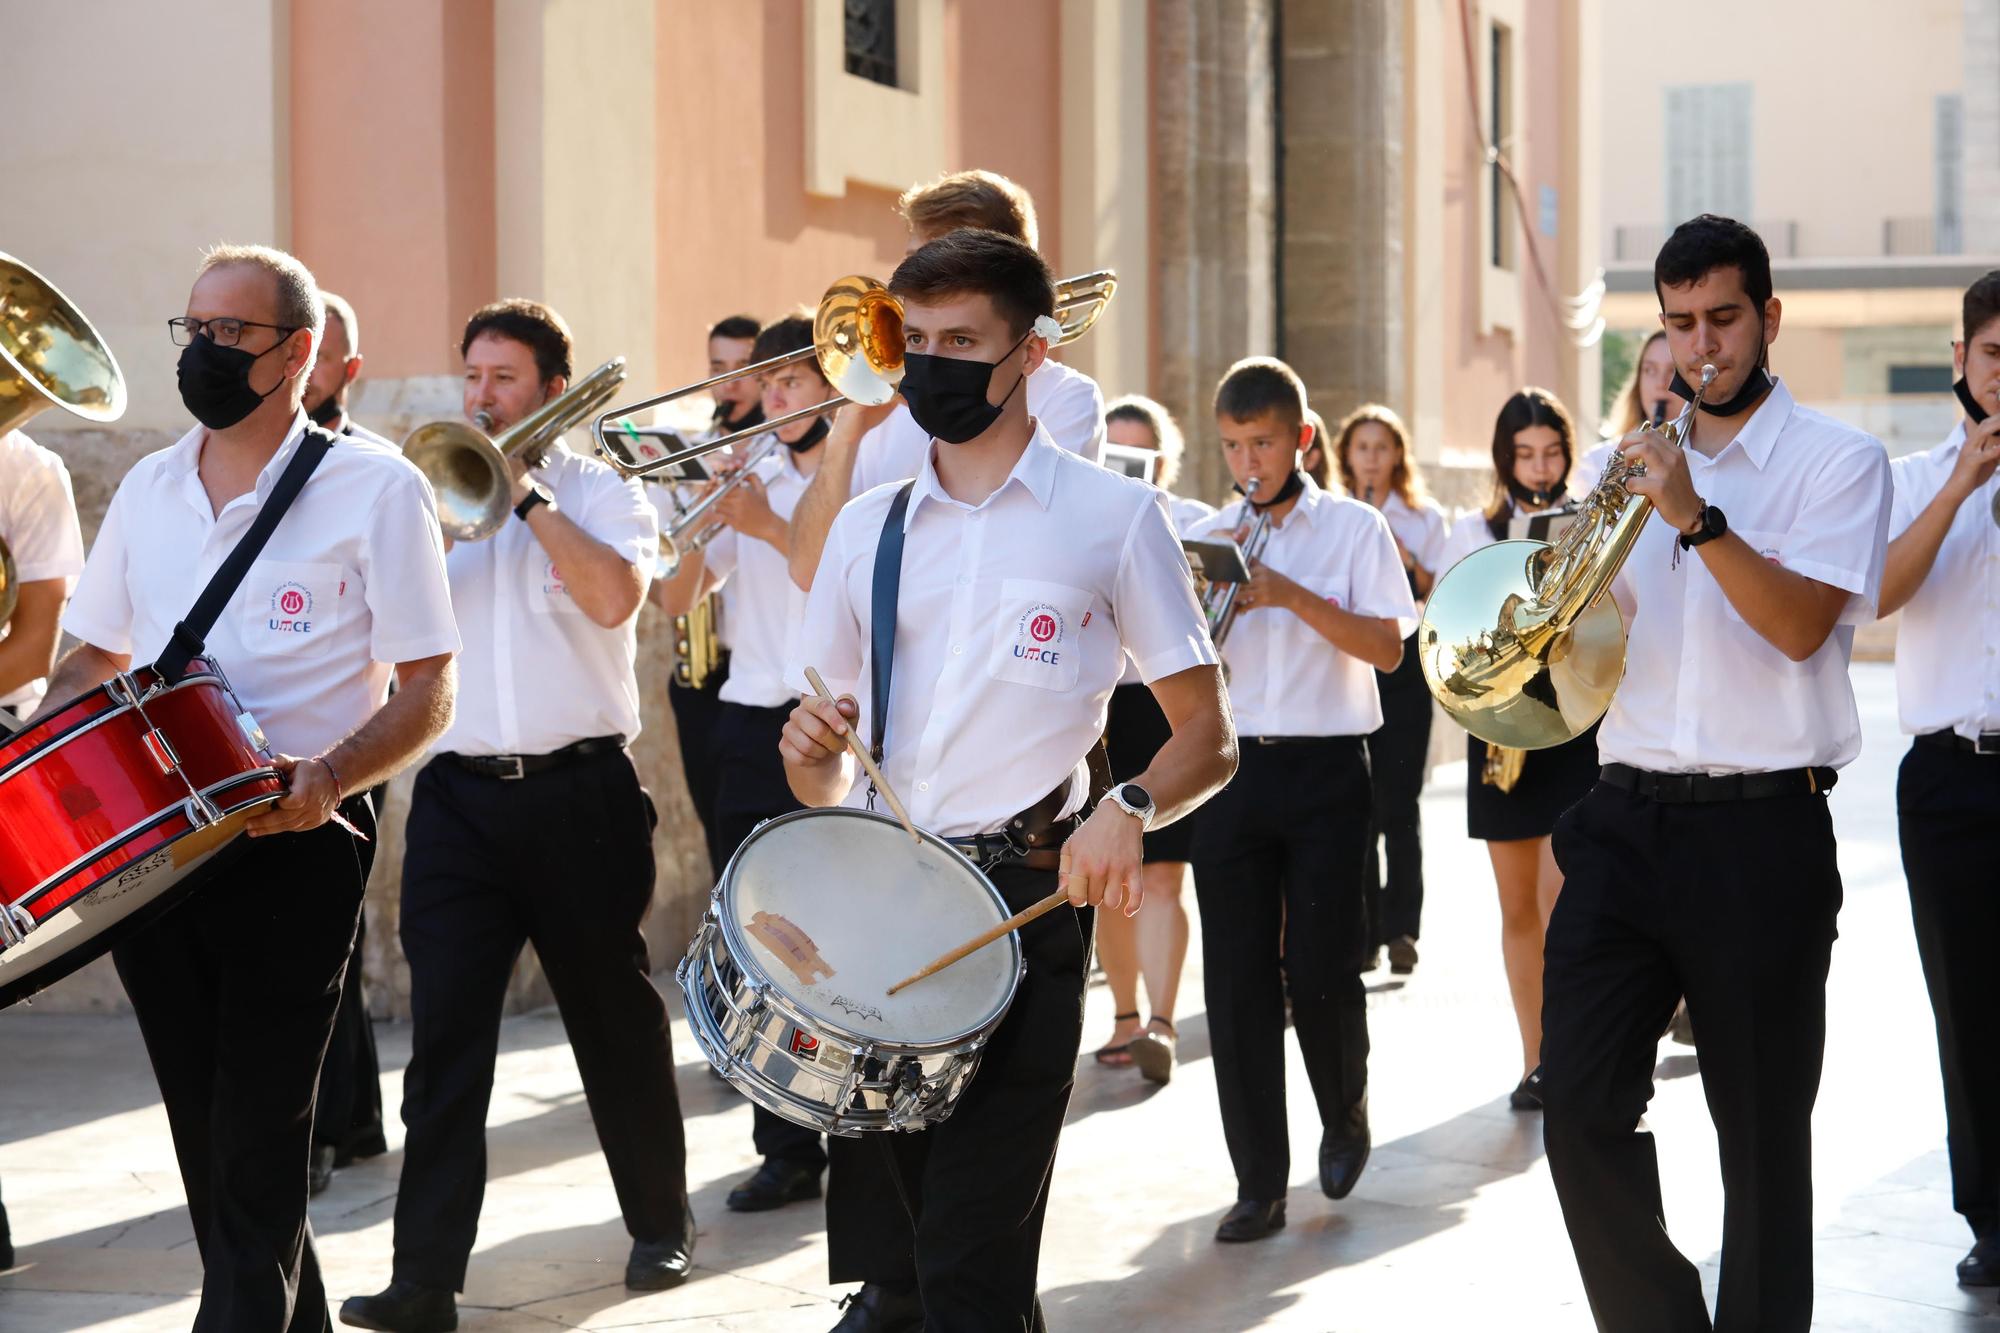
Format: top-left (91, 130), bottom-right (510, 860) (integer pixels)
top-left (887, 889), bottom-right (1070, 996)
top-left (803, 666), bottom-right (920, 845)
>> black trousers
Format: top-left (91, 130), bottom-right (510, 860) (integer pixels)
top-left (1898, 739), bottom-right (2000, 1241)
top-left (392, 749), bottom-right (687, 1291)
top-left (669, 663), bottom-right (729, 877)
top-left (1543, 782), bottom-right (1841, 1333)
top-left (1365, 636), bottom-right (1432, 944)
top-left (714, 701), bottom-right (826, 1172)
top-left (113, 801), bottom-right (374, 1333)
top-left (875, 863), bottom-right (1091, 1331)
top-left (1191, 737), bottom-right (1374, 1202)
top-left (314, 786), bottom-right (386, 1162)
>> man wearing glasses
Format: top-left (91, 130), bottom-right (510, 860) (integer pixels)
top-left (38, 244), bottom-right (460, 1331)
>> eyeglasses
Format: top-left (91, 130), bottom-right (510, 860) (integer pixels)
top-left (168, 316), bottom-right (301, 348)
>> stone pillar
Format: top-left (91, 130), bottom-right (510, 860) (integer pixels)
top-left (1278, 0), bottom-right (1406, 429)
top-left (1151, 0), bottom-right (1280, 507)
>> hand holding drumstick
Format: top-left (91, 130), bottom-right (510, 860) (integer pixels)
top-left (779, 667), bottom-right (920, 843)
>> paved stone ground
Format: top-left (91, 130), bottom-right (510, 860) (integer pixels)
top-left (2, 663), bottom-right (1996, 1331)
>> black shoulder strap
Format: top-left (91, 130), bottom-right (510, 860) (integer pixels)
top-left (868, 481), bottom-right (916, 766)
top-left (154, 426), bottom-right (337, 685)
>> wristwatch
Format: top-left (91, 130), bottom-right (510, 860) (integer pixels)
top-left (1678, 501), bottom-right (1727, 550)
top-left (514, 483), bottom-right (554, 522)
top-left (1105, 782), bottom-right (1156, 832)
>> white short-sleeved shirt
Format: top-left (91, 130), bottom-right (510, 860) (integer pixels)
top-left (63, 413), bottom-right (461, 757)
top-left (338, 417), bottom-right (401, 451)
top-left (700, 442), bottom-right (811, 709)
top-left (435, 439), bottom-right (658, 756)
top-left (0, 430), bottom-right (87, 713)
top-left (787, 422), bottom-right (1218, 837)
top-left (849, 357), bottom-right (1105, 497)
top-left (1889, 420), bottom-right (2000, 739)
top-left (1600, 379), bottom-right (1892, 774)
top-left (1377, 491), bottom-right (1450, 581)
top-left (1187, 477), bottom-right (1419, 737)
top-left (1118, 491), bottom-right (1218, 687)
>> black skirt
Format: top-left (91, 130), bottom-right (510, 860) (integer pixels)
top-left (1464, 722), bottom-right (1601, 842)
top-left (1104, 683), bottom-right (1196, 863)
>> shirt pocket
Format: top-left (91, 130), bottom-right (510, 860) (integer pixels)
top-left (240, 560), bottom-right (345, 660)
top-left (987, 578), bottom-right (1091, 692)
top-left (531, 553), bottom-right (584, 616)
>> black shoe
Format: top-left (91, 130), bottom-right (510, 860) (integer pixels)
top-left (1958, 1235), bottom-right (2000, 1286)
top-left (1319, 1100), bottom-right (1371, 1200)
top-left (831, 1280), bottom-right (925, 1332)
top-left (338, 1280), bottom-right (458, 1332)
top-left (726, 1158), bottom-right (823, 1213)
top-left (1387, 935), bottom-right (1418, 975)
top-left (1510, 1067), bottom-right (1545, 1111)
top-left (310, 1144), bottom-right (338, 1198)
top-left (0, 1199), bottom-right (13, 1270)
top-left (1214, 1198), bottom-right (1287, 1242)
top-left (626, 1201), bottom-right (696, 1291)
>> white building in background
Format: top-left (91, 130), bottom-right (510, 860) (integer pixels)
top-left (1598, 0), bottom-right (1994, 457)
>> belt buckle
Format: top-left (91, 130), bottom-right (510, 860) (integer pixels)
top-left (1654, 773), bottom-right (1697, 802)
top-left (496, 754), bottom-right (526, 780)
top-left (1977, 733), bottom-right (2000, 757)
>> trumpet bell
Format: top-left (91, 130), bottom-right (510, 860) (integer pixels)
top-left (405, 420), bottom-right (514, 542)
top-left (1052, 270), bottom-right (1118, 345)
top-left (0, 250), bottom-right (127, 439)
top-left (1417, 540), bottom-right (1626, 750)
top-left (814, 274), bottom-right (904, 406)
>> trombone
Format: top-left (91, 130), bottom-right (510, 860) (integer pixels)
top-left (590, 269), bottom-right (1119, 481)
top-left (403, 358), bottom-right (629, 542)
top-left (654, 432), bottom-right (785, 579)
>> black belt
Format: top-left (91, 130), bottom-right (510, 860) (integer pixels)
top-left (443, 735), bottom-right (626, 780)
top-left (1244, 734), bottom-right (1366, 748)
top-left (1916, 729), bottom-right (2000, 757)
top-left (1599, 762), bottom-right (1836, 803)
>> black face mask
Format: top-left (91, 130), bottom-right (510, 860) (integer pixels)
top-left (1955, 375), bottom-right (1991, 426)
top-left (1236, 469), bottom-right (1307, 511)
top-left (307, 389), bottom-right (343, 428)
top-left (718, 399), bottom-right (765, 432)
top-left (1668, 320), bottom-right (1775, 418)
top-left (178, 333), bottom-right (289, 430)
top-left (782, 415), bottom-right (831, 454)
top-left (1508, 480), bottom-right (1565, 510)
top-left (899, 331), bottom-right (1031, 444)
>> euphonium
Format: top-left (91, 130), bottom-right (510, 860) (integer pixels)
top-left (1419, 364), bottom-right (1718, 750)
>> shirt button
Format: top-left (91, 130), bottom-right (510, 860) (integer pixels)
top-left (952, 645), bottom-right (964, 655)
top-left (917, 781), bottom-right (930, 792)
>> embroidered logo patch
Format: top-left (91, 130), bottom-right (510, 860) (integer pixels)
top-left (1013, 603), bottom-right (1067, 666)
top-left (268, 582), bottom-right (315, 634)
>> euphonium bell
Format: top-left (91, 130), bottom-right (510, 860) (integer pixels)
top-left (1419, 365), bottom-right (1719, 750)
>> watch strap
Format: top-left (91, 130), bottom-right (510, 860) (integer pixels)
top-left (514, 485), bottom-right (550, 521)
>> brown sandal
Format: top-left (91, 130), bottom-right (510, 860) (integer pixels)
top-left (1094, 1012), bottom-right (1142, 1067)
top-left (1130, 1016), bottom-right (1178, 1084)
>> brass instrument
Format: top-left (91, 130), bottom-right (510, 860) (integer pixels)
top-left (655, 433), bottom-right (785, 579)
top-left (0, 251), bottom-right (129, 624)
top-left (1481, 742), bottom-right (1527, 792)
top-left (1205, 478), bottom-right (1272, 649)
top-left (674, 596), bottom-right (722, 690)
top-left (404, 358), bottom-right (628, 542)
top-left (1419, 364), bottom-right (1719, 749)
top-left (591, 269), bottom-right (1120, 480)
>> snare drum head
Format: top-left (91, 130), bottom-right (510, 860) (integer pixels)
top-left (721, 808), bottom-right (1018, 1047)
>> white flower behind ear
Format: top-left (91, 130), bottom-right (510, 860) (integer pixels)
top-left (1032, 314), bottom-right (1064, 344)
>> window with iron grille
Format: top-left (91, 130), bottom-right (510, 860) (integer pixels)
top-left (845, 0), bottom-right (898, 88)
top-left (1664, 84), bottom-right (1753, 226)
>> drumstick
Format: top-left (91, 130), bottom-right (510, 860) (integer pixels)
top-left (887, 889), bottom-right (1070, 996)
top-left (803, 666), bottom-right (920, 844)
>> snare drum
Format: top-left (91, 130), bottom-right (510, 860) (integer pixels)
top-left (0, 659), bottom-right (284, 1008)
top-left (677, 807), bottom-right (1022, 1135)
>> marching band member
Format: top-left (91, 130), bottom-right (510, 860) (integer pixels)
top-left (655, 314), bottom-right (765, 874)
top-left (0, 405), bottom-right (86, 1269)
top-left (1333, 403), bottom-right (1447, 976)
top-left (300, 287), bottom-right (393, 1198)
top-left (42, 244), bottom-right (461, 1332)
top-left (782, 228), bottom-right (1234, 1330)
top-left (658, 312), bottom-right (831, 1212)
top-left (785, 169), bottom-right (1104, 597)
top-left (1541, 215), bottom-right (1892, 1332)
top-left (1575, 330), bottom-right (1681, 496)
top-left (1092, 394), bottom-right (1213, 1082)
top-left (1184, 358), bottom-right (1417, 1243)
top-left (1299, 407), bottom-right (1334, 491)
top-left (341, 300), bottom-right (690, 1333)
top-left (1878, 267), bottom-right (2000, 1289)
top-left (1434, 388), bottom-right (1600, 1108)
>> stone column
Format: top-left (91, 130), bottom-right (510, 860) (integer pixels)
top-left (1278, 0), bottom-right (1406, 431)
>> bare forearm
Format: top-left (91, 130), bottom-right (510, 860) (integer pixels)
top-left (0, 633), bottom-right (56, 700)
top-left (1702, 535), bottom-right (1846, 661)
top-left (657, 557), bottom-right (713, 619)
top-left (29, 641), bottom-right (129, 721)
top-left (1289, 597), bottom-right (1404, 672)
top-left (320, 657), bottom-right (455, 793)
top-left (784, 749), bottom-right (857, 808)
top-left (1134, 715), bottom-right (1236, 829)
top-left (1880, 492), bottom-right (1963, 616)
top-left (787, 438), bottom-right (858, 590)
top-left (524, 509), bottom-right (646, 626)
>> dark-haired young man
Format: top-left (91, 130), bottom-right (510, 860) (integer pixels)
top-left (1878, 268), bottom-right (2000, 1288)
top-left (1540, 215), bottom-right (1892, 1332)
top-left (342, 300), bottom-right (693, 1333)
top-left (1183, 358), bottom-right (1416, 1243)
top-left (659, 313), bottom-right (833, 1212)
top-left (781, 228), bottom-right (1236, 1331)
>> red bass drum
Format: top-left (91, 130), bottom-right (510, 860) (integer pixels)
top-left (0, 658), bottom-right (284, 1007)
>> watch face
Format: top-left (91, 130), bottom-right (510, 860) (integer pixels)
top-left (1121, 783), bottom-right (1152, 810)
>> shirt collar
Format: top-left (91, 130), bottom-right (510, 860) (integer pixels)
top-left (1936, 419), bottom-right (1969, 459)
top-left (906, 418), bottom-right (1060, 529)
top-left (1709, 376), bottom-right (1795, 472)
top-left (163, 410), bottom-right (313, 502)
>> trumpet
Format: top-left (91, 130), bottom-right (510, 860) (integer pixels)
top-left (403, 358), bottom-right (628, 542)
top-left (591, 269), bottom-right (1119, 481)
top-left (1205, 478), bottom-right (1272, 649)
top-left (654, 433), bottom-right (786, 579)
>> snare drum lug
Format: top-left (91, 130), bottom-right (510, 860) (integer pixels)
top-left (0, 902), bottom-right (36, 949)
top-left (182, 791), bottom-right (224, 829)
